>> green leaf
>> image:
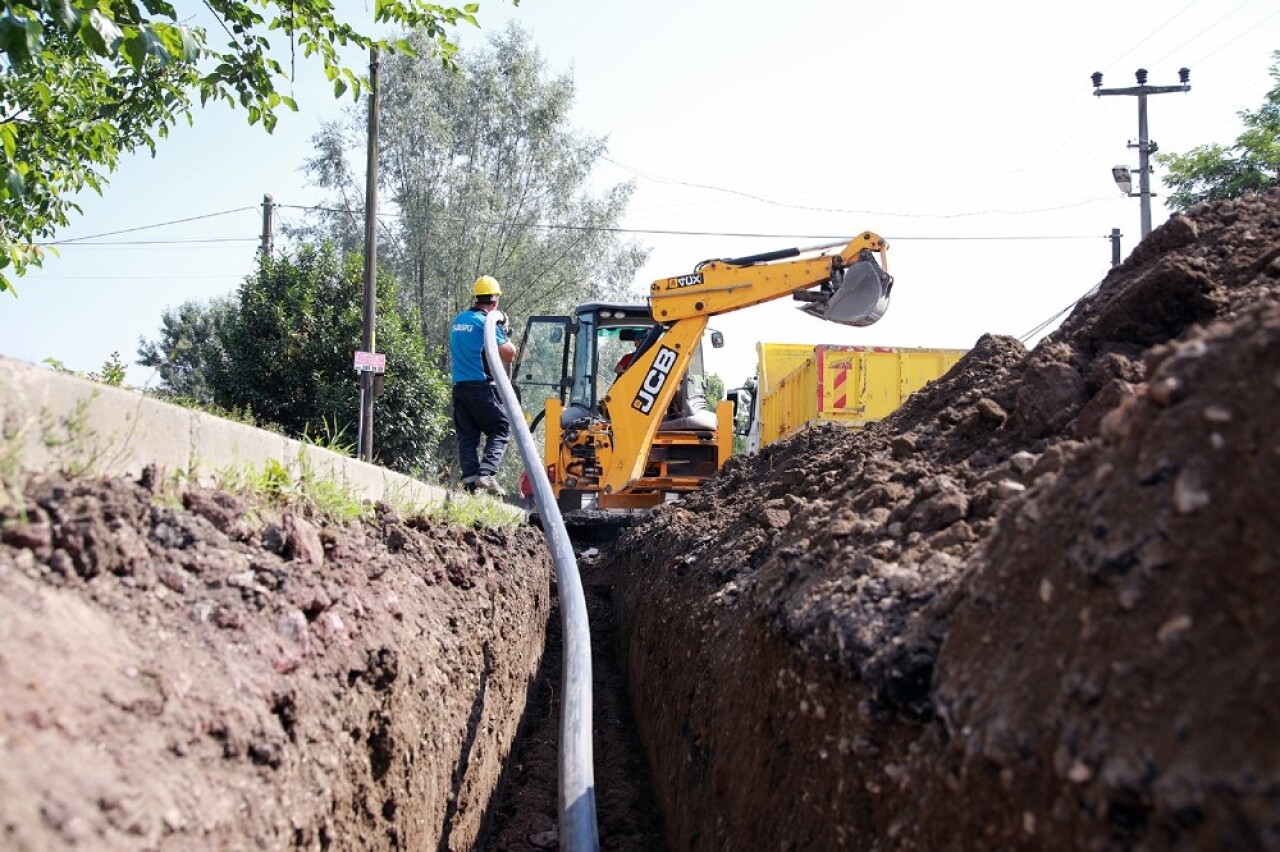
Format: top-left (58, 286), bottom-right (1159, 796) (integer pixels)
top-left (0, 15), bottom-right (42, 66)
top-left (153, 22), bottom-right (197, 62)
top-left (0, 124), bottom-right (16, 162)
top-left (54, 0), bottom-right (79, 30)
top-left (333, 78), bottom-right (347, 98)
top-left (7, 169), bottom-right (25, 198)
top-left (85, 10), bottom-right (123, 55)
top-left (78, 11), bottom-right (106, 54)
top-left (121, 30), bottom-right (147, 69)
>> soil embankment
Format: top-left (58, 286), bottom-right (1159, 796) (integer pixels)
top-left (612, 191), bottom-right (1280, 849)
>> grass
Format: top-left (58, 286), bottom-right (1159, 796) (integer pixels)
top-left (212, 451), bottom-right (523, 530)
top-left (215, 454), bottom-right (375, 526)
top-left (429, 490), bottom-right (524, 529)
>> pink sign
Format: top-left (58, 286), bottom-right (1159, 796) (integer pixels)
top-left (353, 351), bottom-right (386, 373)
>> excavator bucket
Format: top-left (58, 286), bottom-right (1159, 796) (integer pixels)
top-left (800, 251), bottom-right (892, 327)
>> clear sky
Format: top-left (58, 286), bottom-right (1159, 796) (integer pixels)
top-left (1, 0), bottom-right (1275, 390)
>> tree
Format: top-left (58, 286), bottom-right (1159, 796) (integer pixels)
top-left (139, 244), bottom-right (452, 477)
top-left (138, 297), bottom-right (236, 401)
top-left (0, 0), bottom-right (498, 295)
top-left (290, 23), bottom-right (649, 367)
top-left (1158, 52), bottom-right (1280, 210)
top-left (1, 25), bottom-right (196, 294)
top-left (706, 373), bottom-right (725, 407)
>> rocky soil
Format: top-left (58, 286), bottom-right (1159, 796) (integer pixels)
top-left (2, 190), bottom-right (1278, 851)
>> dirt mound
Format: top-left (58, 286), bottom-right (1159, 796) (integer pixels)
top-left (612, 191), bottom-right (1280, 849)
top-left (0, 475), bottom-right (551, 849)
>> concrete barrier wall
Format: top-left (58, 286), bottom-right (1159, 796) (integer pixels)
top-left (0, 355), bottom-right (452, 509)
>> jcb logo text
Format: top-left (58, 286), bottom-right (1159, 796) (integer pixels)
top-left (632, 346), bottom-right (679, 414)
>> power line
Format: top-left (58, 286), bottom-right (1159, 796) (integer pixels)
top-left (1104, 0), bottom-right (1202, 69)
top-left (49, 207), bottom-right (256, 245)
top-left (278, 202), bottom-right (1106, 242)
top-left (598, 156), bottom-right (1117, 219)
top-left (31, 274), bottom-right (244, 281)
top-left (1149, 0), bottom-right (1260, 69)
top-left (1018, 283), bottom-right (1101, 343)
top-left (1182, 7), bottom-right (1279, 68)
top-left (35, 237), bottom-right (259, 247)
top-left (999, 1), bottom-right (1203, 171)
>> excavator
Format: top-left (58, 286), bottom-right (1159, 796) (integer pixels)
top-left (509, 231), bottom-right (893, 528)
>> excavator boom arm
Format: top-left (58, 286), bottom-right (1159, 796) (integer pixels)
top-left (648, 232), bottom-right (889, 323)
top-left (597, 231), bottom-right (892, 495)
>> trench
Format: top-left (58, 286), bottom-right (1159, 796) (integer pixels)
top-left (477, 551), bottom-right (666, 851)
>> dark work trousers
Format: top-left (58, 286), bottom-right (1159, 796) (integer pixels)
top-left (452, 381), bottom-right (511, 480)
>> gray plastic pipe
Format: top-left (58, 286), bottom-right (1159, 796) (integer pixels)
top-left (483, 311), bottom-right (599, 852)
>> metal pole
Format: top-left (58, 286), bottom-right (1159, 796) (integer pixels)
top-left (260, 194), bottom-right (274, 258)
top-left (1110, 228), bottom-right (1122, 267)
top-left (359, 47), bottom-right (380, 463)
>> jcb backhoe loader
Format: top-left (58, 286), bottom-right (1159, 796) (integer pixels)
top-left (509, 231), bottom-right (893, 526)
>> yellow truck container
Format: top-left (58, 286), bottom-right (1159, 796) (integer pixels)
top-left (746, 343), bottom-right (967, 451)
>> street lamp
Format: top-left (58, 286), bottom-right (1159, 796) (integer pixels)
top-left (1111, 165), bottom-right (1133, 195)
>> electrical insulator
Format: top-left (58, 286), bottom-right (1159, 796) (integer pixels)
top-left (1136, 68), bottom-right (1148, 85)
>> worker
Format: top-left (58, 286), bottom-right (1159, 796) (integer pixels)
top-left (449, 275), bottom-right (516, 495)
top-left (614, 329), bottom-right (644, 376)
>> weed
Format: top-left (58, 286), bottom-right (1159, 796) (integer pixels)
top-left (215, 452), bottom-right (375, 526)
top-left (43, 353), bottom-right (128, 388)
top-left (40, 398), bottom-right (102, 477)
top-left (302, 416), bottom-right (356, 457)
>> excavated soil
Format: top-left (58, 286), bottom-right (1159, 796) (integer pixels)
top-left (613, 191), bottom-right (1280, 849)
top-left (2, 190), bottom-right (1279, 850)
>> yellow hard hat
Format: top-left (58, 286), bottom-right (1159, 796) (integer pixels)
top-left (473, 275), bottom-right (502, 297)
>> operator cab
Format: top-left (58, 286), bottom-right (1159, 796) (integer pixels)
top-left (511, 302), bottom-right (716, 432)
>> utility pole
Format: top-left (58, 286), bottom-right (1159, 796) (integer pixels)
top-left (1109, 228), bottom-right (1122, 268)
top-left (358, 47), bottom-right (380, 463)
top-left (1092, 67), bottom-right (1190, 240)
top-left (260, 194), bottom-right (275, 258)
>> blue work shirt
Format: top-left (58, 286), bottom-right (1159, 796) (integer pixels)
top-left (450, 308), bottom-right (509, 383)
